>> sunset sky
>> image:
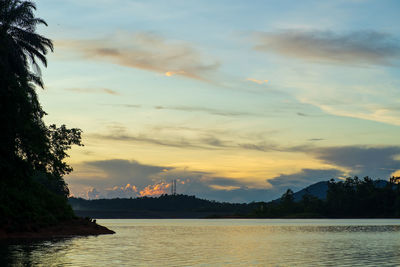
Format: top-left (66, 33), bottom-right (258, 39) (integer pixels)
top-left (34, 0), bottom-right (400, 202)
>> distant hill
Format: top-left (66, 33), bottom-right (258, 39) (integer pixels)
top-left (292, 181), bottom-right (329, 201)
top-left (69, 194), bottom-right (258, 218)
top-left (291, 179), bottom-right (389, 202)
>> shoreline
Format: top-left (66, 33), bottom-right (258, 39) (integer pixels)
top-left (0, 218), bottom-right (115, 240)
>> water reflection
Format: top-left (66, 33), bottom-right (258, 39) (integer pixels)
top-left (1, 238), bottom-right (74, 266)
top-left (2, 219), bottom-right (400, 266)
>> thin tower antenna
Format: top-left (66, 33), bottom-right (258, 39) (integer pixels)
top-left (170, 179), bottom-right (177, 195)
top-left (173, 179), bottom-right (177, 195)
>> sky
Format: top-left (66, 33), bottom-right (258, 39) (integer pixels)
top-left (33, 0), bottom-right (400, 202)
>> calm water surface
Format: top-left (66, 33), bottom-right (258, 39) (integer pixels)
top-left (2, 219), bottom-right (400, 266)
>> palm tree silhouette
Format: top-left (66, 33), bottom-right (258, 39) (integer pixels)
top-left (0, 0), bottom-right (53, 87)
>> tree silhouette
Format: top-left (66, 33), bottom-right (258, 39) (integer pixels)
top-left (0, 0), bottom-right (53, 87)
top-left (0, 0), bottom-right (82, 229)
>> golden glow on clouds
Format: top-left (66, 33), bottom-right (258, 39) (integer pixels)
top-left (246, 78), bottom-right (268, 85)
top-left (125, 183), bottom-right (138, 192)
top-left (66, 135), bottom-right (339, 190)
top-left (390, 170), bottom-right (400, 177)
top-left (165, 70), bottom-right (185, 77)
top-left (139, 182), bottom-right (170, 196)
top-left (209, 185), bottom-right (241, 190)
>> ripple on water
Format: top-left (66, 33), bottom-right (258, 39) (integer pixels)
top-left (2, 219), bottom-right (400, 266)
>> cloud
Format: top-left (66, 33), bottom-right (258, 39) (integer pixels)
top-left (154, 105), bottom-right (256, 117)
top-left (103, 104), bottom-right (258, 117)
top-left (92, 133), bottom-right (213, 150)
top-left (68, 145), bottom-right (400, 202)
top-left (301, 99), bottom-right (400, 126)
top-left (139, 182), bottom-right (170, 197)
top-left (67, 157), bottom-right (342, 202)
top-left (308, 138), bottom-right (325, 142)
top-left (57, 32), bottom-right (220, 82)
top-left (254, 30), bottom-right (400, 66)
top-left (296, 112), bottom-right (308, 117)
top-left (267, 168), bottom-right (344, 191)
top-left (101, 184), bottom-right (139, 199)
top-left (104, 104), bottom-right (142, 108)
top-left (165, 70), bottom-right (185, 77)
top-left (66, 88), bottom-right (119, 95)
top-left (71, 159), bottom-right (168, 189)
top-left (87, 187), bottom-right (100, 199)
top-left (67, 159), bottom-right (262, 201)
top-left (90, 130), bottom-right (313, 153)
top-left (246, 78), bottom-right (268, 85)
top-left (311, 146), bottom-right (400, 178)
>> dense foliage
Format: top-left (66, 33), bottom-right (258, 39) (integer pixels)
top-left (252, 177), bottom-right (400, 218)
top-left (69, 194), bottom-right (257, 216)
top-left (0, 0), bottom-right (82, 230)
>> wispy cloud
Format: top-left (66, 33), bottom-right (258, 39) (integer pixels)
top-left (154, 105), bottom-right (257, 117)
top-left (165, 70), bottom-right (185, 77)
top-left (66, 88), bottom-right (119, 95)
top-left (103, 104), bottom-right (142, 108)
top-left (308, 138), bottom-right (325, 142)
top-left (254, 30), bottom-right (400, 66)
top-left (104, 103), bottom-right (257, 117)
top-left (57, 32), bottom-right (220, 82)
top-left (90, 130), bottom-right (312, 153)
top-left (246, 78), bottom-right (268, 85)
top-left (92, 133), bottom-right (213, 150)
top-left (296, 112), bottom-right (308, 117)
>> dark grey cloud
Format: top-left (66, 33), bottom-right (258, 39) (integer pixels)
top-left (255, 30), bottom-right (400, 66)
top-left (267, 168), bottom-right (344, 192)
top-left (66, 88), bottom-right (119, 95)
top-left (311, 146), bottom-right (400, 178)
top-left (72, 159), bottom-right (168, 189)
top-left (175, 168), bottom-right (341, 203)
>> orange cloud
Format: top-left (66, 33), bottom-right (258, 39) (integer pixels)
top-left (246, 78), bottom-right (268, 85)
top-left (165, 70), bottom-right (185, 77)
top-left (139, 182), bottom-right (170, 197)
top-left (125, 183), bottom-right (138, 192)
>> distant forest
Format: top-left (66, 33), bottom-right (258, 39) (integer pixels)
top-left (70, 176), bottom-right (400, 218)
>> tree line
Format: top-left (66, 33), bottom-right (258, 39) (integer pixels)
top-left (252, 177), bottom-right (400, 218)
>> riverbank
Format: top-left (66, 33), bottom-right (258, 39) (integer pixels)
top-left (0, 218), bottom-right (115, 240)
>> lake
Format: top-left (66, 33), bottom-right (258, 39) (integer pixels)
top-left (2, 219), bottom-right (400, 266)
